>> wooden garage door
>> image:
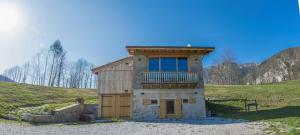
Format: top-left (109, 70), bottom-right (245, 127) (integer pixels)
top-left (101, 94), bottom-right (131, 118)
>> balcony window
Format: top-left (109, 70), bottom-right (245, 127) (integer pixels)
top-left (178, 57), bottom-right (188, 71)
top-left (149, 58), bottom-right (159, 71)
top-left (161, 57), bottom-right (177, 71)
top-left (148, 57), bottom-right (188, 72)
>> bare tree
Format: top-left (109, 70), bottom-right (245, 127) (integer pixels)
top-left (3, 66), bottom-right (23, 83)
top-left (205, 51), bottom-right (242, 85)
top-left (47, 40), bottom-right (66, 87)
top-left (21, 62), bottom-right (30, 83)
top-left (2, 40), bottom-right (96, 89)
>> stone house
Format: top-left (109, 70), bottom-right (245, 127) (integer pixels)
top-left (92, 46), bottom-right (214, 119)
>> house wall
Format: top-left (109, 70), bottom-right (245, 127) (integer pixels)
top-left (132, 54), bottom-right (148, 89)
top-left (132, 54), bottom-right (204, 89)
top-left (97, 70), bottom-right (133, 93)
top-left (188, 55), bottom-right (204, 88)
top-left (94, 52), bottom-right (207, 119)
top-left (132, 88), bottom-right (206, 120)
top-left (131, 54), bottom-right (206, 119)
top-left (96, 58), bottom-right (133, 94)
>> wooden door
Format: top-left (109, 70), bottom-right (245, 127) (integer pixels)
top-left (101, 95), bottom-right (115, 118)
top-left (101, 94), bottom-right (131, 118)
top-left (117, 94), bottom-right (131, 118)
top-left (159, 98), bottom-right (182, 119)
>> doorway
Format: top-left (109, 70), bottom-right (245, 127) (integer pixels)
top-left (166, 100), bottom-right (175, 117)
top-left (159, 99), bottom-right (182, 119)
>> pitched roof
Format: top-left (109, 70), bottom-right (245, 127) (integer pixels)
top-left (92, 57), bottom-right (132, 74)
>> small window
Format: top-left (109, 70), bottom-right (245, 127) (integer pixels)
top-left (183, 99), bottom-right (189, 103)
top-left (150, 99), bottom-right (158, 105)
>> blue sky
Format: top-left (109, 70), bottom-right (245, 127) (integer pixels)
top-left (0, 0), bottom-right (300, 72)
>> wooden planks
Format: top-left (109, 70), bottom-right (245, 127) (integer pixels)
top-left (119, 95), bottom-right (131, 117)
top-left (101, 95), bottom-right (115, 118)
top-left (98, 70), bottom-right (133, 94)
top-left (96, 57), bottom-right (133, 94)
top-left (188, 98), bottom-right (196, 104)
top-left (143, 99), bottom-right (151, 105)
top-left (175, 98), bottom-right (182, 118)
top-left (159, 99), bottom-right (166, 118)
top-left (101, 94), bottom-right (131, 118)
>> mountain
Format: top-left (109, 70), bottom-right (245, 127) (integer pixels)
top-left (0, 75), bottom-right (14, 82)
top-left (247, 46), bottom-right (300, 84)
top-left (204, 46), bottom-right (300, 85)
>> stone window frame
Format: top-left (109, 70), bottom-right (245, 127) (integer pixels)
top-left (182, 98), bottom-right (189, 103)
top-left (149, 98), bottom-right (159, 106)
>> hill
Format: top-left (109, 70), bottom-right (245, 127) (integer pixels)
top-left (0, 82), bottom-right (97, 119)
top-left (205, 80), bottom-right (300, 134)
top-left (247, 46), bottom-right (300, 84)
top-left (0, 75), bottom-right (14, 83)
top-left (205, 46), bottom-right (300, 85)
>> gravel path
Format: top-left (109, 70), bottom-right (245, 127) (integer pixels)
top-left (0, 118), bottom-right (268, 135)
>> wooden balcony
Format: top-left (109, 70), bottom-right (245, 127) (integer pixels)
top-left (141, 72), bottom-right (199, 89)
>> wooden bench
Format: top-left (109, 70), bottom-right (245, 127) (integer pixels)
top-left (244, 99), bottom-right (258, 112)
top-left (206, 98), bottom-right (259, 113)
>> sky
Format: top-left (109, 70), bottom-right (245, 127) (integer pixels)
top-left (1, 0), bottom-right (300, 72)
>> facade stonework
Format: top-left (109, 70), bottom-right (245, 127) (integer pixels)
top-left (132, 88), bottom-right (206, 120)
top-left (93, 46), bottom-right (214, 119)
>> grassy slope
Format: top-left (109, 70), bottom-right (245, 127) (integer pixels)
top-left (0, 82), bottom-right (97, 118)
top-left (0, 81), bottom-right (299, 134)
top-left (205, 80), bottom-right (300, 134)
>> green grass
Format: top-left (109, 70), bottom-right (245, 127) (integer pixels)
top-left (205, 80), bottom-right (300, 135)
top-left (1, 80), bottom-right (299, 134)
top-left (0, 82), bottom-right (97, 119)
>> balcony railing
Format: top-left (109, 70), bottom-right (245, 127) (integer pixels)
top-left (142, 72), bottom-right (199, 84)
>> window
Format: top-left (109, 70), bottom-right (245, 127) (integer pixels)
top-left (178, 58), bottom-right (188, 71)
top-left (148, 57), bottom-right (188, 72)
top-left (151, 99), bottom-right (158, 105)
top-left (183, 99), bottom-right (189, 103)
top-left (149, 58), bottom-right (159, 71)
top-left (150, 99), bottom-right (158, 105)
top-left (161, 57), bottom-right (177, 71)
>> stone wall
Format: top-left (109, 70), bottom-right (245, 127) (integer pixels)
top-left (22, 104), bottom-right (98, 123)
top-left (130, 54), bottom-right (207, 120)
top-left (132, 54), bottom-right (205, 89)
top-left (132, 88), bottom-right (206, 120)
top-left (132, 54), bottom-right (147, 89)
top-left (188, 55), bottom-right (204, 88)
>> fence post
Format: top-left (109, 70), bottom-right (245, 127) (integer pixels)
top-left (244, 98), bottom-right (247, 112)
top-left (255, 99), bottom-right (258, 112)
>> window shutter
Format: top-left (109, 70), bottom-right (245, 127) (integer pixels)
top-left (159, 99), bottom-right (166, 118)
top-left (189, 98), bottom-right (196, 104)
top-left (143, 99), bottom-right (151, 105)
top-left (175, 98), bottom-right (182, 118)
